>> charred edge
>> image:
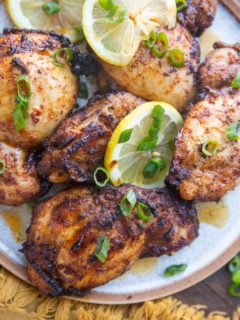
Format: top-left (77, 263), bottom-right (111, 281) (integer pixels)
top-left (71, 235), bottom-right (84, 253)
top-left (11, 57), bottom-right (28, 73)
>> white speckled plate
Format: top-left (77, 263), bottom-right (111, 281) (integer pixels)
top-left (0, 2), bottom-right (240, 304)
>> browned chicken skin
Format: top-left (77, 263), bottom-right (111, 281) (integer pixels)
top-left (0, 142), bottom-right (41, 206)
top-left (24, 184), bottom-right (198, 296)
top-left (168, 44), bottom-right (240, 202)
top-left (177, 0), bottom-right (217, 36)
top-left (0, 29), bottom-right (78, 149)
top-left (99, 24), bottom-right (200, 112)
top-left (37, 91), bottom-right (144, 184)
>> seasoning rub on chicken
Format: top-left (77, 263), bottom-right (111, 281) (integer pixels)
top-left (24, 184), bottom-right (199, 296)
top-left (168, 43), bottom-right (240, 202)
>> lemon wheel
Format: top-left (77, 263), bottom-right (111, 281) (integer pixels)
top-left (83, 0), bottom-right (177, 66)
top-left (105, 101), bottom-right (182, 189)
top-left (6, 0), bottom-right (84, 42)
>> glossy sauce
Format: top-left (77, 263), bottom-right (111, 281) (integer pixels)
top-left (197, 201), bottom-right (229, 228)
top-left (130, 258), bottom-right (158, 275)
top-left (0, 206), bottom-right (31, 243)
top-left (200, 30), bottom-right (220, 59)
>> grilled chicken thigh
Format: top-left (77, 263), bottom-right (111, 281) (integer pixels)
top-left (24, 184), bottom-right (198, 296)
top-left (37, 91), bottom-right (144, 184)
top-left (0, 142), bottom-right (41, 206)
top-left (177, 0), bottom-right (217, 36)
top-left (168, 44), bottom-right (240, 202)
top-left (99, 24), bottom-right (200, 112)
top-left (0, 29), bottom-right (78, 149)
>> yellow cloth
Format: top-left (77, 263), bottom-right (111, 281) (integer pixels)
top-left (0, 267), bottom-right (239, 320)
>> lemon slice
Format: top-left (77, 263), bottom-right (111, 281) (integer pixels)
top-left (83, 0), bottom-right (177, 66)
top-left (105, 102), bottom-right (182, 189)
top-left (6, 0), bottom-right (84, 42)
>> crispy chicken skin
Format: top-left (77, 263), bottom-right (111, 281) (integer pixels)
top-left (99, 24), bottom-right (200, 112)
top-left (37, 91), bottom-right (144, 184)
top-left (0, 29), bottom-right (78, 149)
top-left (177, 0), bottom-right (217, 36)
top-left (198, 42), bottom-right (240, 89)
top-left (0, 142), bottom-right (41, 206)
top-left (168, 88), bottom-right (240, 202)
top-left (24, 184), bottom-right (198, 296)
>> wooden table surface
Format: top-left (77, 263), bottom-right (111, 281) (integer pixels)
top-left (175, 262), bottom-right (240, 315)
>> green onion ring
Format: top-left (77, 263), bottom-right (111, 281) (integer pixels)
top-left (169, 49), bottom-right (185, 68)
top-left (16, 75), bottom-right (31, 103)
top-left (202, 140), bottom-right (220, 157)
top-left (136, 202), bottom-right (152, 222)
top-left (95, 235), bottom-right (110, 263)
top-left (93, 166), bottom-right (110, 187)
top-left (119, 188), bottom-right (137, 217)
top-left (53, 48), bottom-right (73, 67)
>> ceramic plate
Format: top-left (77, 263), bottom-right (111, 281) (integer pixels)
top-left (0, 2), bottom-right (240, 304)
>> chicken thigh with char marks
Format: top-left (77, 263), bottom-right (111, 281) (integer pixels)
top-left (24, 184), bottom-right (199, 296)
top-left (0, 29), bottom-right (79, 205)
top-left (99, 24), bottom-right (200, 112)
top-left (167, 43), bottom-right (240, 202)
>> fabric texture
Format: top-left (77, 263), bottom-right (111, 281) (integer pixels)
top-left (0, 267), bottom-right (239, 320)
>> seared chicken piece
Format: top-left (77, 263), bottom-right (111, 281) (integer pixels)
top-left (168, 88), bottom-right (240, 202)
top-left (199, 42), bottom-right (240, 89)
top-left (0, 142), bottom-right (41, 206)
top-left (24, 184), bottom-right (198, 296)
top-left (177, 0), bottom-right (217, 36)
top-left (37, 92), bottom-right (144, 184)
top-left (0, 29), bottom-right (78, 149)
top-left (99, 24), bottom-right (200, 112)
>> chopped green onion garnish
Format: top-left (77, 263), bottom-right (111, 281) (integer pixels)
top-left (164, 264), bottom-right (188, 277)
top-left (152, 104), bottom-right (165, 123)
top-left (99, 0), bottom-right (118, 15)
top-left (231, 72), bottom-right (240, 89)
top-left (232, 269), bottom-right (240, 285)
top-left (143, 157), bottom-right (166, 179)
top-left (228, 283), bottom-right (240, 297)
top-left (226, 122), bottom-right (240, 141)
top-left (42, 1), bottom-right (61, 15)
top-left (118, 128), bottom-right (133, 144)
top-left (119, 188), bottom-right (137, 217)
top-left (176, 0), bottom-right (188, 12)
top-left (144, 30), bottom-right (157, 48)
top-left (74, 26), bottom-right (85, 41)
top-left (137, 136), bottom-right (157, 152)
top-left (228, 256), bottom-right (240, 273)
top-left (93, 167), bottom-right (110, 187)
top-left (0, 159), bottom-right (6, 175)
top-left (169, 49), bottom-right (185, 68)
top-left (13, 100), bottom-right (28, 132)
top-left (107, 9), bottom-right (126, 24)
top-left (16, 75), bottom-right (31, 103)
top-left (53, 48), bottom-right (73, 68)
top-left (79, 81), bottom-right (89, 99)
top-left (99, 0), bottom-right (125, 24)
top-left (137, 202), bottom-right (152, 222)
top-left (95, 235), bottom-right (110, 263)
top-left (202, 140), bottom-right (220, 157)
top-left (151, 33), bottom-right (169, 59)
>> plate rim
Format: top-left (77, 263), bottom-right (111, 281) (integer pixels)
top-left (0, 235), bottom-right (239, 304)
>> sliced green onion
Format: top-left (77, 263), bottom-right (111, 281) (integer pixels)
top-left (231, 72), bottom-right (240, 89)
top-left (143, 157), bottom-right (166, 179)
top-left (228, 283), bottom-right (240, 297)
top-left (164, 264), bottom-right (188, 277)
top-left (228, 256), bottom-right (240, 273)
top-left (95, 235), bottom-right (110, 263)
top-left (119, 188), bottom-right (137, 217)
top-left (226, 122), bottom-right (240, 141)
top-left (169, 49), bottom-right (185, 68)
top-left (107, 9), bottom-right (126, 24)
top-left (16, 75), bottom-right (31, 103)
top-left (99, 0), bottom-right (118, 15)
top-left (176, 0), bottom-right (188, 12)
top-left (74, 26), bottom-right (85, 41)
top-left (151, 104), bottom-right (165, 123)
top-left (93, 167), bottom-right (110, 187)
top-left (144, 30), bottom-right (157, 48)
top-left (151, 33), bottom-right (169, 59)
top-left (42, 1), bottom-right (61, 15)
top-left (0, 159), bottom-right (6, 175)
top-left (118, 128), bottom-right (133, 144)
top-left (137, 136), bottom-right (157, 152)
top-left (13, 100), bottom-right (28, 132)
top-left (148, 122), bottom-right (160, 139)
top-left (202, 140), bottom-right (220, 157)
top-left (79, 81), bottom-right (89, 99)
top-left (53, 48), bottom-right (73, 67)
top-left (232, 269), bottom-right (240, 284)
top-left (137, 202), bottom-right (152, 222)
